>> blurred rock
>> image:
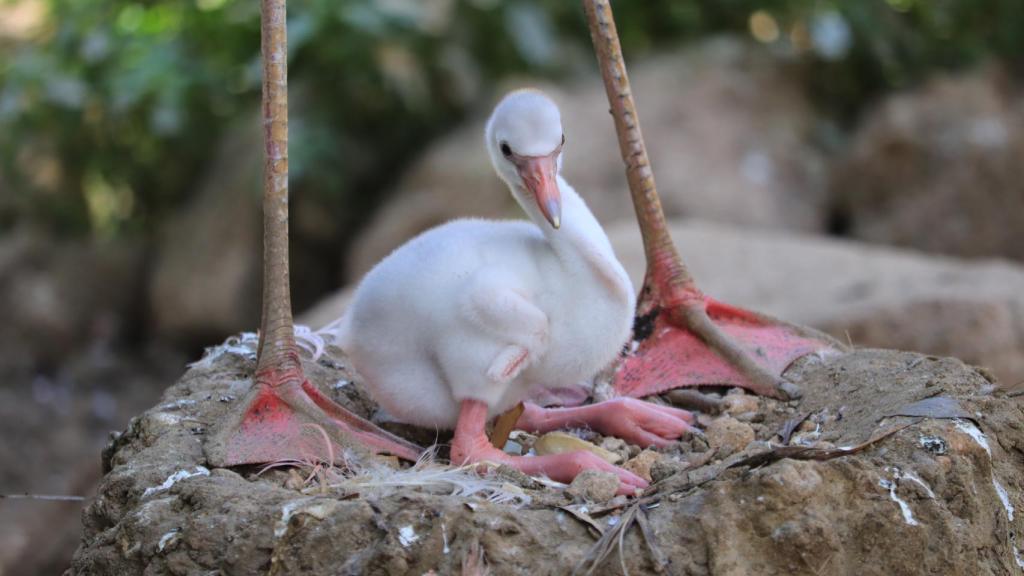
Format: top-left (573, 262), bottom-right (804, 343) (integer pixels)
top-left (0, 228), bottom-right (145, 373)
top-left (148, 114), bottom-right (262, 342)
top-left (0, 338), bottom-right (179, 576)
top-left (608, 219), bottom-right (1024, 388)
top-left (346, 36), bottom-right (828, 279)
top-left (833, 65), bottom-right (1024, 261)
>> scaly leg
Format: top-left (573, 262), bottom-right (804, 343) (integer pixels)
top-left (207, 0), bottom-right (423, 469)
top-left (583, 0), bottom-right (844, 402)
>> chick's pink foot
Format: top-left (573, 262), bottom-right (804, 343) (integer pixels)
top-left (518, 397), bottom-right (696, 448)
top-left (451, 399), bottom-right (648, 495)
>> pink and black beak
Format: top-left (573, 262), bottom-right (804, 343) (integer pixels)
top-left (514, 149), bottom-right (562, 229)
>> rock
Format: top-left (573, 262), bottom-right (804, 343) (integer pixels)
top-left (149, 96), bottom-right (341, 344)
top-left (0, 342), bottom-right (177, 576)
top-left (296, 285), bottom-right (354, 329)
top-left (0, 226), bottom-right (174, 575)
top-left (0, 229), bottom-right (145, 372)
top-left (623, 449), bottom-right (662, 483)
top-left (833, 65), bottom-right (1024, 261)
top-left (597, 436), bottom-right (631, 464)
top-left (71, 342), bottom-right (1024, 575)
top-left (565, 470), bottom-right (620, 503)
top-left (606, 219), bottom-right (1024, 388)
top-left (346, 36), bottom-right (828, 279)
top-left (796, 418), bottom-right (818, 433)
top-left (148, 113), bottom-right (263, 342)
top-left (706, 416), bottom-right (756, 456)
top-left (722, 392), bottom-right (760, 416)
top-left (649, 458), bottom-right (688, 483)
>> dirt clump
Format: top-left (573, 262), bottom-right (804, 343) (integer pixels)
top-left (704, 416), bottom-right (757, 458)
top-left (70, 334), bottom-right (1024, 575)
top-left (566, 471), bottom-right (620, 503)
top-left (622, 450), bottom-right (662, 483)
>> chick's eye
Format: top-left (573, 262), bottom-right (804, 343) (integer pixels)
top-left (500, 142), bottom-right (512, 157)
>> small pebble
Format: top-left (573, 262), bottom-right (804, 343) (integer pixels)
top-left (284, 469), bottom-right (305, 490)
top-left (598, 437), bottom-right (631, 463)
top-left (733, 411), bottom-right (763, 423)
top-left (706, 416), bottom-right (756, 456)
top-left (650, 459), bottom-right (687, 483)
top-left (623, 450), bottom-right (662, 482)
top-left (796, 419), bottom-right (818, 433)
top-left (722, 394), bottom-right (759, 416)
top-left (566, 470), bottom-right (619, 503)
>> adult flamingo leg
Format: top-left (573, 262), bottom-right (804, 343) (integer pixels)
top-left (205, 0), bottom-right (422, 467)
top-left (583, 0), bottom-right (843, 401)
top-left (615, 284), bottom-right (841, 400)
top-left (451, 400), bottom-right (648, 495)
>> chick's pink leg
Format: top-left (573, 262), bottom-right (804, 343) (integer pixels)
top-left (517, 398), bottom-right (696, 448)
top-left (450, 399), bottom-right (647, 495)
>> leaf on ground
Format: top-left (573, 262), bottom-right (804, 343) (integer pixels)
top-left (885, 396), bottom-right (974, 422)
top-left (559, 504), bottom-right (605, 537)
top-left (778, 412), bottom-right (811, 445)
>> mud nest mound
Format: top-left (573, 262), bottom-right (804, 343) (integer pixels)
top-left (70, 334), bottom-right (1024, 575)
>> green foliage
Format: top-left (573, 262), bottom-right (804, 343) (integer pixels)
top-left (0, 0), bottom-right (1021, 239)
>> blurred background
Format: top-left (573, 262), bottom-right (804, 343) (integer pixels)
top-left (1, 0), bottom-right (1023, 572)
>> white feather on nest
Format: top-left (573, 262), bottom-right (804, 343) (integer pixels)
top-left (325, 451), bottom-right (534, 507)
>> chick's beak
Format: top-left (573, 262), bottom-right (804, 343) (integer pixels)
top-left (517, 154), bottom-right (561, 229)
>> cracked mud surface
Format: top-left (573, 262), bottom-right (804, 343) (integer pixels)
top-left (70, 337), bottom-right (1024, 575)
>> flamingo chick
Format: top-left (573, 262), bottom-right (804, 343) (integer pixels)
top-left (332, 90), bottom-right (695, 493)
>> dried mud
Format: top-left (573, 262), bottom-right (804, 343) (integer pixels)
top-left (70, 337), bottom-right (1024, 575)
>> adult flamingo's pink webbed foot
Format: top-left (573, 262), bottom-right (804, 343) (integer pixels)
top-left (614, 284), bottom-right (843, 401)
top-left (516, 397), bottom-right (697, 448)
top-left (206, 355), bottom-right (423, 467)
top-left (450, 399), bottom-right (649, 495)
top-left (581, 0), bottom-right (843, 403)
